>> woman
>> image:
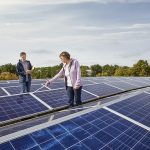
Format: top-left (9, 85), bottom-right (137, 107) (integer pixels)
top-left (45, 51), bottom-right (82, 107)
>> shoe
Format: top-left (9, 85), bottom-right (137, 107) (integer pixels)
top-left (75, 102), bottom-right (82, 106)
top-left (68, 104), bottom-right (74, 108)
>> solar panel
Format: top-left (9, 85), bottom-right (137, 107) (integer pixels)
top-left (8, 80), bottom-right (45, 84)
top-left (104, 77), bottom-right (121, 82)
top-left (0, 115), bottom-right (51, 137)
top-left (7, 80), bottom-right (19, 83)
top-left (129, 77), bottom-right (150, 84)
top-left (106, 81), bottom-right (138, 90)
top-left (89, 78), bottom-right (107, 83)
top-left (34, 89), bottom-right (97, 108)
top-left (31, 84), bottom-right (48, 92)
top-left (0, 94), bottom-right (48, 122)
top-left (1, 108), bottom-right (149, 150)
top-left (83, 83), bottom-right (123, 97)
top-left (1, 77), bottom-right (150, 150)
top-left (34, 89), bottom-right (69, 108)
top-left (50, 80), bottom-right (97, 89)
top-left (0, 83), bottom-right (19, 88)
top-left (108, 92), bottom-right (150, 127)
top-left (3, 86), bottom-right (21, 95)
top-left (81, 90), bottom-right (97, 102)
top-left (0, 88), bottom-right (7, 96)
top-left (120, 79), bottom-right (149, 87)
top-left (31, 80), bottom-right (46, 84)
top-left (0, 81), bottom-right (8, 83)
top-left (130, 80), bottom-right (149, 87)
top-left (81, 80), bottom-right (96, 85)
top-left (50, 82), bottom-right (65, 89)
top-left (4, 84), bottom-right (49, 95)
top-left (140, 78), bottom-right (150, 84)
top-left (50, 80), bottom-right (96, 89)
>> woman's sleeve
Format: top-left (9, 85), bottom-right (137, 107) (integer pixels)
top-left (74, 60), bottom-right (81, 87)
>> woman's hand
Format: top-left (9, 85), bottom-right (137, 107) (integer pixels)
top-left (74, 86), bottom-right (80, 90)
top-left (45, 80), bottom-right (50, 87)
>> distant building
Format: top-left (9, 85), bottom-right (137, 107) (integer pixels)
top-left (86, 69), bottom-right (92, 76)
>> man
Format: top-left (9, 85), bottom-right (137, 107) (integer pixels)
top-left (16, 52), bottom-right (33, 93)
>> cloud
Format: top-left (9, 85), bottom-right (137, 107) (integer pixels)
top-left (0, 0), bottom-right (149, 6)
top-left (126, 23), bottom-right (150, 29)
top-left (0, 0), bottom-right (150, 67)
top-left (0, 0), bottom-right (150, 27)
top-left (119, 49), bottom-right (150, 58)
top-left (74, 23), bottom-right (150, 31)
top-left (31, 49), bottom-right (51, 54)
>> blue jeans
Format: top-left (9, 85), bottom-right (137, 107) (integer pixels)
top-left (20, 81), bottom-right (31, 93)
top-left (66, 86), bottom-right (82, 106)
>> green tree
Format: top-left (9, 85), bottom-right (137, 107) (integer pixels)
top-left (0, 64), bottom-right (16, 74)
top-left (91, 64), bottom-right (102, 76)
top-left (80, 66), bottom-right (89, 77)
top-left (102, 65), bottom-right (118, 76)
top-left (132, 60), bottom-right (150, 76)
top-left (0, 72), bottom-right (18, 80)
top-left (50, 64), bottom-right (62, 77)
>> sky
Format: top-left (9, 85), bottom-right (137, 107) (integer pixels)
top-left (0, 0), bottom-right (150, 67)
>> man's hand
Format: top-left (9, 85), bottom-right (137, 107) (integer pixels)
top-left (26, 70), bottom-right (32, 74)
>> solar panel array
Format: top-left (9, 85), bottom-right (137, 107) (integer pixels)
top-left (0, 108), bottom-right (149, 150)
top-left (0, 77), bottom-right (150, 149)
top-left (0, 87), bottom-right (98, 123)
top-left (0, 77), bottom-right (150, 96)
top-left (0, 77), bottom-right (150, 123)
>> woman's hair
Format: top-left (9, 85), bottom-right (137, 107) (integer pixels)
top-left (20, 52), bottom-right (26, 56)
top-left (59, 51), bottom-right (70, 60)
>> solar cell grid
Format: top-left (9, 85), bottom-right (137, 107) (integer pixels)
top-left (4, 84), bottom-right (49, 95)
top-left (121, 79), bottom-right (149, 87)
top-left (83, 83), bottom-right (123, 97)
top-left (108, 92), bottom-right (150, 127)
top-left (0, 108), bottom-right (149, 150)
top-left (0, 81), bottom-right (8, 83)
top-left (0, 77), bottom-right (150, 150)
top-left (106, 81), bottom-right (137, 90)
top-left (49, 82), bottom-right (65, 89)
top-left (34, 89), bottom-right (97, 109)
top-left (34, 89), bottom-right (69, 108)
top-left (0, 83), bottom-right (19, 88)
top-left (0, 94), bottom-right (48, 122)
top-left (0, 88), bottom-right (7, 96)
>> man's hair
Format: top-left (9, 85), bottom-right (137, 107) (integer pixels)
top-left (59, 51), bottom-right (70, 60)
top-left (20, 52), bottom-right (26, 56)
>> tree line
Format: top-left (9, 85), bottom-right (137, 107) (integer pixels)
top-left (0, 60), bottom-right (150, 80)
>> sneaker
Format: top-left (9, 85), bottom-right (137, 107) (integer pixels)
top-left (75, 102), bottom-right (82, 106)
top-left (68, 103), bottom-right (74, 107)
